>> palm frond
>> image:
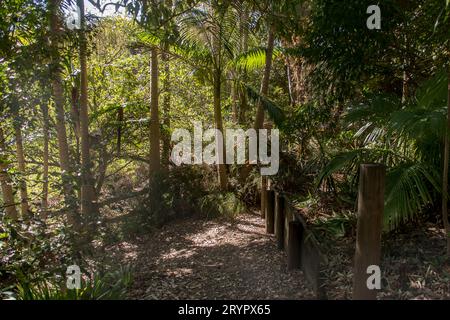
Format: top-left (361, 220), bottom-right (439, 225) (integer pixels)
top-left (316, 149), bottom-right (361, 187)
top-left (316, 148), bottom-right (400, 187)
top-left (345, 93), bottom-right (401, 125)
top-left (388, 107), bottom-right (446, 141)
top-left (228, 47), bottom-right (281, 71)
top-left (135, 31), bottom-right (161, 48)
top-left (245, 85), bottom-right (285, 126)
top-left (384, 163), bottom-right (441, 231)
top-left (415, 68), bottom-right (447, 109)
top-left (318, 149), bottom-right (441, 231)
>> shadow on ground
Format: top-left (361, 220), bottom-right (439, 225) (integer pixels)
top-left (103, 212), bottom-right (315, 300)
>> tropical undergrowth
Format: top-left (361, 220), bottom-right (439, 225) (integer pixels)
top-left (318, 70), bottom-right (447, 232)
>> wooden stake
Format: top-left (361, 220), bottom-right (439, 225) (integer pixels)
top-left (353, 164), bottom-right (385, 300)
top-left (261, 176), bottom-right (267, 219)
top-left (275, 193), bottom-right (285, 250)
top-left (266, 190), bottom-right (275, 234)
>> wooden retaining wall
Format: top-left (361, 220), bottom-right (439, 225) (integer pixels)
top-left (262, 186), bottom-right (327, 299)
top-left (262, 163), bottom-right (385, 300)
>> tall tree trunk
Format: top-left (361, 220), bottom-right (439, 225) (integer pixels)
top-left (71, 86), bottom-right (81, 162)
top-left (213, 68), bottom-right (228, 190)
top-left (253, 26), bottom-right (275, 130)
top-left (0, 126), bottom-right (17, 220)
top-left (95, 143), bottom-right (108, 199)
top-left (238, 6), bottom-right (249, 124)
top-left (239, 25), bottom-right (275, 182)
top-left (49, 0), bottom-right (79, 225)
top-left (11, 107), bottom-right (29, 217)
top-left (162, 52), bottom-right (171, 169)
top-left (442, 66), bottom-right (450, 257)
top-left (231, 72), bottom-right (239, 123)
top-left (285, 53), bottom-right (295, 106)
top-left (402, 69), bottom-right (409, 104)
top-left (149, 47), bottom-right (161, 175)
top-left (70, 86), bottom-right (81, 139)
top-left (401, 31), bottom-right (409, 104)
top-left (283, 35), bottom-right (311, 106)
top-left (78, 0), bottom-right (96, 224)
top-left (210, 14), bottom-right (228, 190)
top-left (40, 103), bottom-right (49, 216)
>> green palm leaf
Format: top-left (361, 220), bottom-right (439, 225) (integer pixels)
top-left (384, 163), bottom-right (441, 231)
top-left (228, 47), bottom-right (281, 71)
top-left (245, 85), bottom-right (285, 127)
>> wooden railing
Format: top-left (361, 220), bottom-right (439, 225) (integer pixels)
top-left (262, 184), bottom-right (327, 299)
top-left (261, 164), bottom-right (385, 300)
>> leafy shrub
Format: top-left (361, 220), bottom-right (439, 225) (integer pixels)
top-left (312, 211), bottom-right (357, 240)
top-left (199, 192), bottom-right (245, 220)
top-left (126, 166), bottom-right (212, 233)
top-left (235, 170), bottom-right (260, 207)
top-left (0, 216), bottom-right (75, 290)
top-left (1, 265), bottom-right (133, 300)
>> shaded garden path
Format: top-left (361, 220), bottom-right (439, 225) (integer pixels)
top-left (106, 212), bottom-right (315, 299)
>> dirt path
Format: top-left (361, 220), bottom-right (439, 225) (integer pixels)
top-left (107, 212), bottom-right (315, 299)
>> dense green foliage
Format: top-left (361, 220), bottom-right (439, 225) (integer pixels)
top-left (1, 0), bottom-right (450, 299)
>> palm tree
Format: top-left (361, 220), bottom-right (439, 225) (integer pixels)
top-left (135, 0), bottom-right (190, 177)
top-left (137, 1), bottom-right (282, 189)
top-left (175, 0), bottom-right (246, 190)
top-left (136, 0), bottom-right (237, 189)
top-left (238, 23), bottom-right (275, 183)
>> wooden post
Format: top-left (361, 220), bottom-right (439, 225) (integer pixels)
top-left (275, 193), bottom-right (285, 250)
top-left (284, 204), bottom-right (291, 250)
top-left (260, 176), bottom-right (267, 219)
top-left (287, 221), bottom-right (303, 270)
top-left (266, 190), bottom-right (275, 234)
top-left (353, 164), bottom-right (385, 300)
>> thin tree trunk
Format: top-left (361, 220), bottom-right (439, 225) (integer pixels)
top-left (286, 63), bottom-right (294, 105)
top-left (253, 26), bottom-right (275, 130)
top-left (401, 68), bottom-right (409, 104)
top-left (210, 14), bottom-right (229, 191)
top-left (116, 106), bottom-right (123, 156)
top-left (0, 126), bottom-right (17, 220)
top-left (401, 26), bottom-right (409, 104)
top-left (213, 68), bottom-right (228, 190)
top-left (49, 0), bottom-right (79, 225)
top-left (442, 67), bottom-right (450, 257)
top-left (40, 103), bottom-right (50, 216)
top-left (162, 52), bottom-right (171, 169)
top-left (231, 72), bottom-right (239, 123)
top-left (78, 0), bottom-right (96, 224)
top-left (71, 86), bottom-right (81, 162)
top-left (239, 83), bottom-right (248, 124)
top-left (238, 6), bottom-right (249, 124)
top-left (70, 86), bottom-right (81, 140)
top-left (95, 143), bottom-right (108, 199)
top-left (12, 107), bottom-right (29, 217)
top-left (149, 47), bottom-right (161, 175)
top-left (240, 25), bottom-right (275, 182)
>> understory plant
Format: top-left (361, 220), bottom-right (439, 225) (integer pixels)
top-left (318, 70), bottom-right (447, 231)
